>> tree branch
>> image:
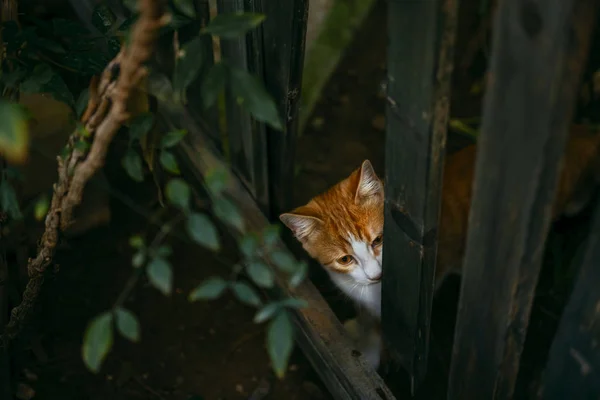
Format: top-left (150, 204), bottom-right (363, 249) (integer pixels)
top-left (0, 0), bottom-right (168, 344)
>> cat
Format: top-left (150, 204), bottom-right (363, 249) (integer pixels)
top-left (279, 125), bottom-right (600, 370)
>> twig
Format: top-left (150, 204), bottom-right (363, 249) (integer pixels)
top-left (0, 0), bottom-right (169, 345)
top-left (113, 213), bottom-right (185, 309)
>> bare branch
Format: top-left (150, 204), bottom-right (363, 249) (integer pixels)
top-left (0, 0), bottom-right (168, 344)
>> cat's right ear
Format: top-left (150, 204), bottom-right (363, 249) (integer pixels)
top-left (279, 211), bottom-right (323, 241)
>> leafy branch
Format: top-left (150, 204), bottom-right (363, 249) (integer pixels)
top-left (0, 0), bottom-right (169, 345)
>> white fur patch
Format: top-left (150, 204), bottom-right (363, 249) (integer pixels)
top-left (327, 235), bottom-right (382, 318)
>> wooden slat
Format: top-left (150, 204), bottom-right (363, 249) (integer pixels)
top-left (258, 0), bottom-right (308, 218)
top-left (216, 0), bottom-right (270, 212)
top-left (382, 0), bottom-right (458, 387)
top-left (538, 197), bottom-right (600, 399)
top-left (157, 104), bottom-right (397, 400)
top-left (447, 0), bottom-right (598, 398)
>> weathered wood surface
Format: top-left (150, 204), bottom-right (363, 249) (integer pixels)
top-left (382, 0), bottom-right (458, 387)
top-left (259, 0), bottom-right (308, 218)
top-left (0, 217), bottom-right (11, 400)
top-left (447, 0), bottom-right (598, 398)
top-left (538, 197), bottom-right (600, 400)
top-left (216, 0), bottom-right (270, 213)
top-left (159, 104), bottom-right (397, 400)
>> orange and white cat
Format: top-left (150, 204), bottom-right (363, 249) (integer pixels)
top-left (280, 160), bottom-right (385, 367)
top-left (280, 125), bottom-right (600, 370)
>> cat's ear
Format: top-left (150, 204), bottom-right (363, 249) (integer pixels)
top-left (279, 206), bottom-right (323, 241)
top-left (355, 160), bottom-right (383, 203)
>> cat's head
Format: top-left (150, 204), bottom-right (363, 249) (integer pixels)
top-left (279, 160), bottom-right (384, 286)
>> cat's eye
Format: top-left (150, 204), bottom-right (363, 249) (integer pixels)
top-left (372, 235), bottom-right (383, 247)
top-left (337, 255), bottom-right (354, 265)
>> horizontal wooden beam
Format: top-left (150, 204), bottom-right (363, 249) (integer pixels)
top-left (447, 0), bottom-right (598, 398)
top-left (159, 104), bottom-right (396, 400)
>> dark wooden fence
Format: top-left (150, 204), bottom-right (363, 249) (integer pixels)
top-left (154, 0), bottom-right (600, 398)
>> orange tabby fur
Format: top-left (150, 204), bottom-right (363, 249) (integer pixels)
top-left (281, 125), bottom-right (599, 370)
top-left (283, 124), bottom-right (600, 285)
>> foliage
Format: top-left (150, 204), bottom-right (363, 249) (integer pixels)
top-left (0, 0), bottom-right (303, 381)
top-left (14, 1), bottom-right (309, 380)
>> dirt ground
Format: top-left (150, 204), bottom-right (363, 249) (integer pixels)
top-left (7, 0), bottom-right (599, 399)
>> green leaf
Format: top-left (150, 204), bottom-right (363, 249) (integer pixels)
top-left (205, 166), bottom-right (229, 196)
top-left (122, 149), bottom-right (145, 182)
top-left (172, 37), bottom-right (205, 101)
top-left (82, 312), bottom-right (114, 373)
top-left (0, 100), bottom-right (29, 164)
top-left (239, 233), bottom-right (259, 258)
top-left (231, 282), bottom-right (261, 307)
top-left (229, 66), bottom-right (282, 130)
top-left (91, 3), bottom-right (117, 34)
top-left (267, 311), bottom-right (294, 378)
top-left (33, 193), bottom-right (49, 221)
top-left (76, 88), bottom-right (90, 118)
top-left (0, 179), bottom-right (22, 220)
top-left (189, 277), bottom-right (227, 301)
top-left (254, 303), bottom-right (280, 324)
top-left (280, 298), bottom-right (308, 309)
top-left (34, 38), bottom-right (66, 54)
top-left (19, 63), bottom-right (54, 94)
top-left (270, 250), bottom-right (296, 273)
top-left (115, 307), bottom-right (140, 342)
top-left (262, 224), bottom-right (280, 248)
top-left (201, 63), bottom-right (228, 108)
top-left (161, 129), bottom-right (187, 148)
top-left (74, 139), bottom-right (90, 153)
top-left (289, 261), bottom-right (308, 288)
top-left (187, 212), bottom-right (220, 251)
top-left (129, 235), bottom-right (145, 248)
top-left (129, 113), bottom-right (154, 142)
top-left (156, 245), bottom-right (172, 257)
top-left (159, 150), bottom-right (180, 174)
top-left (203, 12), bottom-right (266, 39)
top-left (165, 178), bottom-right (190, 211)
top-left (246, 261), bottom-right (274, 288)
top-left (132, 250), bottom-right (145, 268)
top-left (173, 0), bottom-right (196, 18)
top-left (147, 257), bottom-right (173, 296)
top-left (213, 197), bottom-right (244, 232)
top-left (43, 71), bottom-right (75, 106)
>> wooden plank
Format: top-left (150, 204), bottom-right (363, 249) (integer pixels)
top-left (258, 0), bottom-right (308, 218)
top-left (0, 212), bottom-right (11, 400)
top-left (157, 104), bottom-right (396, 400)
top-left (538, 197), bottom-right (600, 399)
top-left (447, 0), bottom-right (599, 398)
top-left (381, 0), bottom-right (458, 387)
top-left (216, 0), bottom-right (270, 212)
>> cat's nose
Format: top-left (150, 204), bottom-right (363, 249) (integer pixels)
top-left (367, 272), bottom-right (382, 281)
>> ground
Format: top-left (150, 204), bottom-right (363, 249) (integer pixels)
top-left (7, 0), bottom-right (598, 399)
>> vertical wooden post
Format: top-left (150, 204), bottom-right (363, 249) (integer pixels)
top-left (258, 0), bottom-right (308, 218)
top-left (538, 196), bottom-right (600, 399)
top-left (447, 0), bottom-right (598, 398)
top-left (382, 0), bottom-right (459, 388)
top-left (216, 0), bottom-right (271, 214)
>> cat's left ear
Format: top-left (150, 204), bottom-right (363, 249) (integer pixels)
top-left (355, 160), bottom-right (383, 204)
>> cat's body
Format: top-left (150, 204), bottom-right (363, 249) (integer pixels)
top-left (280, 125), bottom-right (600, 370)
